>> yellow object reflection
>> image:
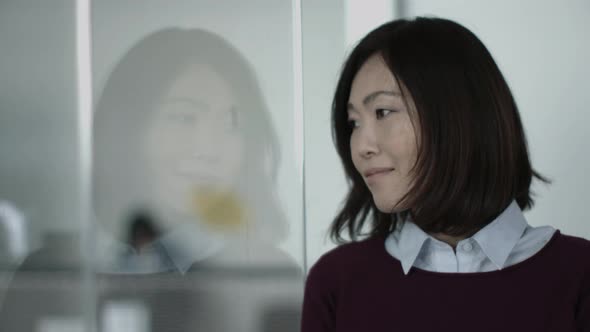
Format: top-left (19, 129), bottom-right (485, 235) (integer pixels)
top-left (192, 187), bottom-right (247, 231)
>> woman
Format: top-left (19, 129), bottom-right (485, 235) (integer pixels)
top-left (93, 28), bottom-right (292, 272)
top-left (301, 17), bottom-right (589, 332)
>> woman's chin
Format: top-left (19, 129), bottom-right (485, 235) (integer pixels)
top-left (374, 198), bottom-right (405, 214)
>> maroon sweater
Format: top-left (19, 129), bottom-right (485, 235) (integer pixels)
top-left (301, 230), bottom-right (590, 332)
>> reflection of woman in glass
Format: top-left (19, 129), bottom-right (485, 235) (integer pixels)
top-left (1, 28), bottom-right (302, 332)
top-left (93, 28), bottom-right (293, 272)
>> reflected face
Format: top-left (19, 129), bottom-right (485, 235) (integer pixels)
top-left (347, 54), bottom-right (418, 212)
top-left (143, 64), bottom-right (244, 220)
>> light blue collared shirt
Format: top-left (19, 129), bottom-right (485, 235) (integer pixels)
top-left (96, 221), bottom-right (224, 274)
top-left (385, 200), bottom-right (556, 274)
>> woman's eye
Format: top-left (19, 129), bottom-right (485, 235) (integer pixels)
top-left (347, 119), bottom-right (359, 129)
top-left (375, 108), bottom-right (394, 119)
top-left (226, 107), bottom-right (239, 131)
top-left (168, 112), bottom-right (197, 123)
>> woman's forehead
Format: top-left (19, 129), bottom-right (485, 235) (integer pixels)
top-left (349, 55), bottom-right (400, 102)
top-left (160, 63), bottom-right (236, 114)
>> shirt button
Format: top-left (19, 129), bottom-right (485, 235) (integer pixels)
top-left (462, 242), bottom-right (473, 252)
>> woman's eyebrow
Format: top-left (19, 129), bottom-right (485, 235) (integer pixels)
top-left (160, 97), bottom-right (209, 111)
top-left (347, 90), bottom-right (401, 110)
top-left (362, 90), bottom-right (401, 105)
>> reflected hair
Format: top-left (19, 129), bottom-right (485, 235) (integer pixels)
top-left (93, 28), bottom-right (287, 242)
top-left (330, 17), bottom-right (550, 243)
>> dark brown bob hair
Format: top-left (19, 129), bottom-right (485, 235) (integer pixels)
top-left (330, 17), bottom-right (550, 243)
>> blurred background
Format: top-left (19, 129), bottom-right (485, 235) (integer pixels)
top-left (0, 0), bottom-right (588, 331)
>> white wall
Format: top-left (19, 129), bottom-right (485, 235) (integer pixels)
top-left (301, 1), bottom-right (347, 271)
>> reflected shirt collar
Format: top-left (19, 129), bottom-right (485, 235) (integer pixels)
top-left (95, 221), bottom-right (224, 274)
top-left (158, 221), bottom-right (225, 274)
top-left (386, 200), bottom-right (528, 275)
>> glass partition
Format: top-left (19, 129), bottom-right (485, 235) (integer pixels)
top-left (1, 1), bottom-right (305, 331)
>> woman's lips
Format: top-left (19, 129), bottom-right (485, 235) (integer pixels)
top-left (365, 168), bottom-right (394, 184)
top-left (364, 168), bottom-right (394, 178)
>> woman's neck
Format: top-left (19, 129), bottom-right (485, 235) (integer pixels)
top-left (428, 232), bottom-right (466, 250)
top-left (428, 227), bottom-right (481, 252)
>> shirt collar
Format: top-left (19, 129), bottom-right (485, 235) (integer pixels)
top-left (385, 200), bottom-right (528, 275)
top-left (386, 215), bottom-right (430, 275)
top-left (158, 221), bottom-right (225, 274)
top-left (470, 200), bottom-right (528, 270)
top-left (95, 222), bottom-right (224, 274)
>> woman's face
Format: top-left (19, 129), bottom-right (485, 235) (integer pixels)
top-left (143, 64), bottom-right (244, 222)
top-left (347, 54), bottom-right (419, 212)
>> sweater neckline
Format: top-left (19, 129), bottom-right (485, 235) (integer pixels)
top-left (380, 229), bottom-right (562, 278)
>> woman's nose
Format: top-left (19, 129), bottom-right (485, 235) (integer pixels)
top-left (355, 125), bottom-right (379, 159)
top-left (187, 122), bottom-right (217, 160)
